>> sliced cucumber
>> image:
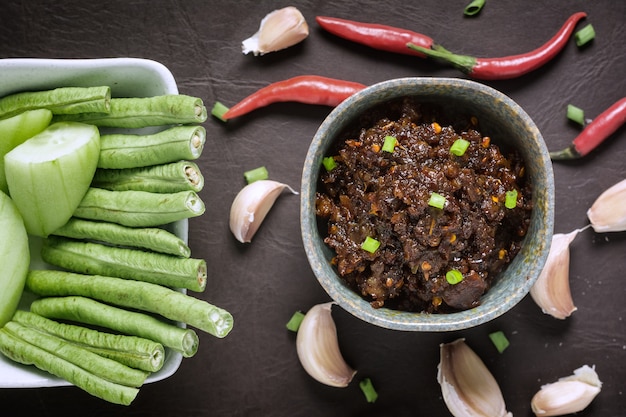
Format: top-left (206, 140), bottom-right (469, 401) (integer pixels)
top-left (0, 190), bottom-right (30, 326)
top-left (5, 122), bottom-right (100, 237)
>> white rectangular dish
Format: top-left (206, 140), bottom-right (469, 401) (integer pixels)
top-left (0, 57), bottom-right (187, 388)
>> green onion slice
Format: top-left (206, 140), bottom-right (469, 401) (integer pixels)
top-left (244, 166), bottom-right (269, 184)
top-left (322, 156), bottom-right (337, 171)
top-left (428, 192), bottom-right (446, 209)
top-left (359, 378), bottom-right (378, 403)
top-left (445, 269), bottom-right (464, 285)
top-left (505, 189), bottom-right (518, 209)
top-left (574, 24), bottom-right (595, 47)
top-left (211, 101), bottom-right (229, 122)
top-left (450, 138), bottom-right (470, 156)
top-left (361, 236), bottom-right (381, 253)
top-left (489, 330), bottom-right (510, 353)
top-left (464, 0), bottom-right (486, 16)
top-left (382, 135), bottom-right (397, 153)
top-left (286, 311), bottom-right (305, 332)
top-left (567, 104), bottom-right (585, 126)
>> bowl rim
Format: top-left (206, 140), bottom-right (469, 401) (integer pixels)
top-left (300, 77), bottom-right (555, 332)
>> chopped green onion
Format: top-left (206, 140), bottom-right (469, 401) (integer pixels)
top-left (450, 138), bottom-right (470, 156)
top-left (382, 135), bottom-right (397, 153)
top-left (322, 156), bottom-right (337, 171)
top-left (359, 378), bottom-right (378, 403)
top-left (361, 236), bottom-right (381, 253)
top-left (574, 24), bottom-right (595, 47)
top-left (505, 189), bottom-right (518, 209)
top-left (286, 311), bottom-right (305, 332)
top-left (428, 192), bottom-right (446, 209)
top-left (464, 0), bottom-right (486, 16)
top-left (489, 330), bottom-right (510, 353)
top-left (445, 269), bottom-right (464, 285)
top-left (211, 101), bottom-right (229, 122)
top-left (244, 166), bottom-right (269, 184)
top-left (567, 104), bottom-right (585, 126)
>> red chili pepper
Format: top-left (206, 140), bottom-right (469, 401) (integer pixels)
top-left (407, 12), bottom-right (587, 80)
top-left (222, 75), bottom-right (366, 120)
top-left (550, 97), bottom-right (626, 159)
top-left (315, 16), bottom-right (434, 58)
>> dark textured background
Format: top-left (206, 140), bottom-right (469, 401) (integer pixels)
top-left (0, 1), bottom-right (624, 416)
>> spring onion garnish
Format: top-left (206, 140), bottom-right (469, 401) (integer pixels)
top-left (322, 156), bottom-right (337, 171)
top-left (505, 190), bottom-right (518, 209)
top-left (464, 0), bottom-right (486, 16)
top-left (445, 269), bottom-right (464, 285)
top-left (361, 236), bottom-right (381, 253)
top-left (450, 138), bottom-right (470, 156)
top-left (244, 166), bottom-right (269, 184)
top-left (382, 135), bottom-right (397, 153)
top-left (359, 377), bottom-right (378, 403)
top-left (286, 311), bottom-right (305, 332)
top-left (428, 192), bottom-right (446, 209)
top-left (488, 330), bottom-right (510, 353)
top-left (211, 101), bottom-right (229, 122)
top-left (574, 24), bottom-right (595, 47)
top-left (567, 104), bottom-right (585, 126)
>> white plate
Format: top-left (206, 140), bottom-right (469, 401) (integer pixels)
top-left (0, 57), bottom-right (187, 388)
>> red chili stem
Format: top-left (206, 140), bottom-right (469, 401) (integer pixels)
top-left (222, 76), bottom-right (367, 120)
top-left (315, 16), bottom-right (434, 58)
top-left (550, 97), bottom-right (626, 160)
top-left (408, 12), bottom-right (587, 80)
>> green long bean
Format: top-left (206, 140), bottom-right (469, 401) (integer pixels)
top-left (27, 270), bottom-right (234, 339)
top-left (30, 296), bottom-right (199, 357)
top-left (52, 217), bottom-right (191, 258)
top-left (0, 327), bottom-right (139, 405)
top-left (74, 188), bottom-right (205, 227)
top-left (12, 310), bottom-right (164, 372)
top-left (41, 236), bottom-right (206, 292)
top-left (97, 126), bottom-right (205, 169)
top-left (0, 86), bottom-right (111, 120)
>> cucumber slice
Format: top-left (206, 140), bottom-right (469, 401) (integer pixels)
top-left (0, 191), bottom-right (30, 327)
top-left (5, 122), bottom-right (100, 237)
top-left (0, 109), bottom-right (53, 194)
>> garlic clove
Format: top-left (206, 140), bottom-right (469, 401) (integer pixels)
top-left (242, 6), bottom-right (309, 56)
top-left (587, 178), bottom-right (626, 232)
top-left (229, 179), bottom-right (298, 243)
top-left (529, 229), bottom-right (581, 319)
top-left (438, 338), bottom-right (512, 417)
top-left (296, 302), bottom-right (356, 387)
top-left (531, 365), bottom-right (602, 416)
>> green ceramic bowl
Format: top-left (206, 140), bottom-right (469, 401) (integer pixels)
top-left (300, 77), bottom-right (554, 331)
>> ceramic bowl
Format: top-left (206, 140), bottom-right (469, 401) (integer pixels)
top-left (301, 77), bottom-right (554, 332)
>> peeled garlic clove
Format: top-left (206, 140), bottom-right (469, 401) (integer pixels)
top-left (229, 179), bottom-right (297, 243)
top-left (529, 229), bottom-right (581, 319)
top-left (242, 6), bottom-right (309, 56)
top-left (531, 365), bottom-right (602, 416)
top-left (296, 302), bottom-right (356, 387)
top-left (438, 338), bottom-right (512, 417)
top-left (587, 178), bottom-right (626, 232)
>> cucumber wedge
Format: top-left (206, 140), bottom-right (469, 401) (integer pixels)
top-left (0, 190), bottom-right (30, 327)
top-left (5, 122), bottom-right (100, 237)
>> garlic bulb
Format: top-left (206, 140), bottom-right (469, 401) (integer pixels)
top-left (229, 180), bottom-right (297, 243)
top-left (587, 178), bottom-right (626, 232)
top-left (438, 338), bottom-right (512, 417)
top-left (531, 365), bottom-right (602, 416)
top-left (529, 229), bottom-right (582, 319)
top-left (242, 6), bottom-right (309, 56)
top-left (296, 302), bottom-right (356, 387)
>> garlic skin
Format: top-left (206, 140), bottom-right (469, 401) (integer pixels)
top-left (438, 338), bottom-right (512, 417)
top-left (229, 180), bottom-right (297, 243)
top-left (531, 365), bottom-right (602, 416)
top-left (296, 302), bottom-right (356, 387)
top-left (587, 178), bottom-right (626, 232)
top-left (529, 229), bottom-right (581, 319)
top-left (242, 6), bottom-right (309, 56)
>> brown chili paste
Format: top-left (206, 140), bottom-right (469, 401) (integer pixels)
top-left (315, 99), bottom-right (532, 313)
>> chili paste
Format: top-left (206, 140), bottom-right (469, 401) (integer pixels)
top-left (315, 98), bottom-right (532, 313)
